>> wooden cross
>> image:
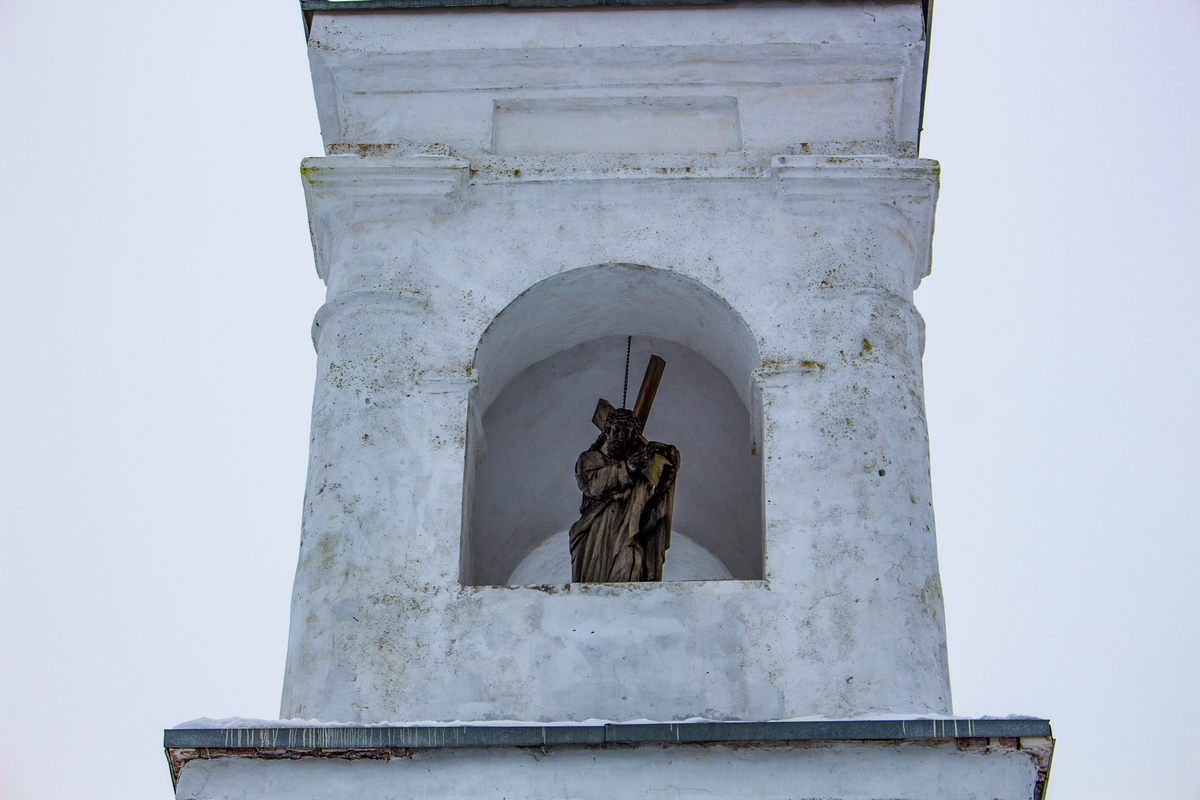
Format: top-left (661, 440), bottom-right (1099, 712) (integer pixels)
top-left (592, 354), bottom-right (666, 442)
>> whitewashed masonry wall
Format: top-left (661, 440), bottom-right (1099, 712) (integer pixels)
top-left (282, 1), bottom-right (951, 724)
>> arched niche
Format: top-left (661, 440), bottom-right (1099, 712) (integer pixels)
top-left (463, 264), bottom-right (763, 585)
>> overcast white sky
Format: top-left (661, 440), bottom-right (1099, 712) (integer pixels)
top-left (1, 1), bottom-right (1197, 798)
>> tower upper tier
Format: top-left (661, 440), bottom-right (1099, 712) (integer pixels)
top-left (302, 1), bottom-right (931, 160)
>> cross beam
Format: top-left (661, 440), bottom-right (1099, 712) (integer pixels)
top-left (592, 355), bottom-right (666, 439)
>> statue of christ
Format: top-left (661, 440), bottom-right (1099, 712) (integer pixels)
top-left (569, 357), bottom-right (679, 583)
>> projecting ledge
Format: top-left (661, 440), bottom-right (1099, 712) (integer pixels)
top-left (165, 719), bottom-right (1054, 799)
top-left (165, 718), bottom-right (1051, 751)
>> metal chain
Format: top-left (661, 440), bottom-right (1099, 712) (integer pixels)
top-left (623, 336), bottom-right (631, 408)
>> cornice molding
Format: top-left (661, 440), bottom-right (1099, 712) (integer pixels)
top-left (302, 154), bottom-right (468, 208)
top-left (773, 155), bottom-right (939, 288)
top-left (311, 290), bottom-right (428, 351)
top-left (302, 155), bottom-right (469, 280)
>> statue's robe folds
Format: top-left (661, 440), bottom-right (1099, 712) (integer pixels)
top-left (569, 442), bottom-right (680, 582)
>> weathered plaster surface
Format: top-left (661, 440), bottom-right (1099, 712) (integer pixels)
top-left (176, 740), bottom-right (1044, 800)
top-left (284, 155), bottom-right (946, 723)
top-left (282, 2), bottom-right (949, 726)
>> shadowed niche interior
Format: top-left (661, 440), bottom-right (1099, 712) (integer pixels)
top-left (463, 264), bottom-right (763, 586)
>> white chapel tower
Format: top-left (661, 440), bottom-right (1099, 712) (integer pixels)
top-left (165, 1), bottom-right (1055, 797)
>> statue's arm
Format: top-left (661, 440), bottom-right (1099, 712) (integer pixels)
top-left (576, 451), bottom-right (635, 498)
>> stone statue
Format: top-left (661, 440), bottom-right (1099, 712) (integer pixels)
top-left (569, 357), bottom-right (680, 582)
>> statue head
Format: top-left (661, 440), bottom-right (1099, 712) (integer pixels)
top-left (602, 408), bottom-right (642, 458)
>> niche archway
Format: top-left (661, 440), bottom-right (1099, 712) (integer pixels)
top-left (463, 264), bottom-right (762, 585)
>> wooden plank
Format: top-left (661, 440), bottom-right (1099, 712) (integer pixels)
top-left (592, 398), bottom-right (615, 431)
top-left (632, 355), bottom-right (666, 430)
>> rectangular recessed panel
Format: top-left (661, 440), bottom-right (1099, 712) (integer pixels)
top-left (492, 96), bottom-right (741, 155)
